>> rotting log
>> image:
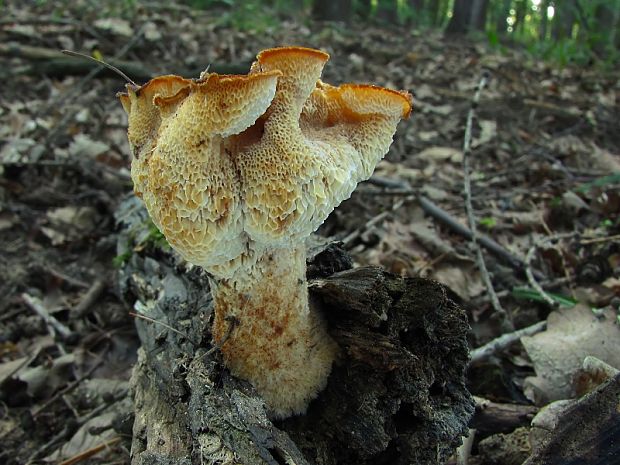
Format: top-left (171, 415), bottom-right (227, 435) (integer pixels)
top-left (116, 197), bottom-right (474, 465)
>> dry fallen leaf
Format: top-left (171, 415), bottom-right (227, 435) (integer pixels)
top-left (417, 146), bottom-right (463, 164)
top-left (521, 304), bottom-right (620, 405)
top-left (472, 120), bottom-right (497, 148)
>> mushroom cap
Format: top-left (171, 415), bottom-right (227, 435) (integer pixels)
top-left (119, 47), bottom-right (412, 277)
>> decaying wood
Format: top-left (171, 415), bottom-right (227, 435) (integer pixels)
top-left (471, 397), bottom-right (538, 437)
top-left (525, 373), bottom-right (620, 465)
top-left (116, 197), bottom-right (474, 465)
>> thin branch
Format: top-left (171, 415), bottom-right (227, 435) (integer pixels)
top-left (72, 276), bottom-right (108, 318)
top-left (205, 315), bottom-right (238, 357)
top-left (57, 436), bottom-right (122, 465)
top-left (61, 50), bottom-right (138, 86)
top-left (469, 320), bottom-right (547, 365)
top-left (525, 232), bottom-right (577, 308)
top-left (362, 176), bottom-right (546, 280)
top-left (32, 358), bottom-right (104, 417)
top-left (462, 72), bottom-right (511, 329)
top-left (130, 311), bottom-right (198, 346)
top-left (341, 196), bottom-right (413, 248)
top-left (21, 293), bottom-right (73, 340)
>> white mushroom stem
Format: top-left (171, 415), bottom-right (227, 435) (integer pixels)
top-left (210, 245), bottom-right (337, 418)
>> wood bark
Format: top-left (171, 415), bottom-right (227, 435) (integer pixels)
top-left (525, 373), bottom-right (620, 465)
top-left (445, 0), bottom-right (473, 35)
top-left (495, 0), bottom-right (512, 35)
top-left (470, 0), bottom-right (489, 32)
top-left (376, 0), bottom-right (399, 24)
top-left (552, 0), bottom-right (577, 40)
top-left (311, 0), bottom-right (353, 22)
top-left (539, 0), bottom-right (551, 40)
top-left (116, 197), bottom-right (474, 465)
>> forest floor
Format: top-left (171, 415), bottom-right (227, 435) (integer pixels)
top-left (1, 1), bottom-right (619, 464)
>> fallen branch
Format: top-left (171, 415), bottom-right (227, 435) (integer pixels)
top-left (461, 72), bottom-right (511, 329)
top-left (469, 320), bottom-right (546, 365)
top-left (21, 293), bottom-right (72, 340)
top-left (0, 42), bottom-right (249, 82)
top-left (365, 176), bottom-right (545, 280)
top-left (525, 232), bottom-right (577, 309)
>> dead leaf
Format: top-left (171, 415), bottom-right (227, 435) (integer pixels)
top-left (521, 305), bottom-right (620, 405)
top-left (68, 134), bottom-right (110, 158)
top-left (472, 120), bottom-right (497, 148)
top-left (0, 357), bottom-right (30, 386)
top-left (432, 263), bottom-right (484, 300)
top-left (0, 138), bottom-right (35, 163)
top-left (143, 21), bottom-right (162, 41)
top-left (417, 146), bottom-right (463, 164)
top-left (47, 206), bottom-right (98, 232)
top-left (93, 18), bottom-right (133, 37)
top-left (18, 352), bottom-right (76, 398)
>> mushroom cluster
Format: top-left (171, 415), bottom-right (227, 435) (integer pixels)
top-left (119, 46), bottom-right (412, 418)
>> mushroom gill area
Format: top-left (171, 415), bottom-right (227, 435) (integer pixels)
top-left (119, 46), bottom-right (412, 418)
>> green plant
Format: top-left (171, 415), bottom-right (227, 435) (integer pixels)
top-left (112, 251), bottom-right (132, 268)
top-left (512, 286), bottom-right (577, 307)
top-left (479, 217), bottom-right (497, 229)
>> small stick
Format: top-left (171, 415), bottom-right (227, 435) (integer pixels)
top-left (73, 277), bottom-right (108, 318)
top-left (469, 320), bottom-right (546, 365)
top-left (130, 311), bottom-right (198, 346)
top-left (525, 232), bottom-right (577, 308)
top-left (44, 265), bottom-right (90, 288)
top-left (61, 50), bottom-right (138, 87)
top-left (580, 233), bottom-right (620, 245)
top-left (32, 359), bottom-right (104, 417)
top-left (21, 293), bottom-right (72, 339)
top-left (57, 436), bottom-right (122, 465)
top-left (341, 197), bottom-right (412, 248)
top-left (205, 315), bottom-right (238, 356)
top-left (364, 177), bottom-right (546, 280)
top-left (461, 72), bottom-right (511, 329)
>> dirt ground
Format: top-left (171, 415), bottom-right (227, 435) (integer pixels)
top-left (1, 1), bottom-right (619, 464)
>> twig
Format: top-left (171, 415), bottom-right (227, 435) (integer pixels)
top-left (580, 233), bottom-right (620, 245)
top-left (21, 293), bottom-right (73, 340)
top-left (462, 72), bottom-right (511, 329)
top-left (61, 50), bottom-right (138, 86)
top-left (0, 347), bottom-right (42, 387)
top-left (32, 358), bottom-right (104, 417)
top-left (42, 24), bottom-right (146, 146)
top-left (341, 196), bottom-right (413, 248)
top-left (44, 265), bottom-right (90, 289)
top-left (364, 176), bottom-right (545, 280)
top-left (58, 436), bottom-right (122, 465)
top-left (72, 277), bottom-right (108, 318)
top-left (130, 311), bottom-right (198, 346)
top-left (417, 195), bottom-right (545, 280)
top-left (205, 316), bottom-right (238, 356)
top-left (525, 232), bottom-right (577, 308)
top-left (469, 320), bottom-right (546, 365)
top-left (25, 426), bottom-right (71, 465)
top-left (470, 276), bottom-right (573, 306)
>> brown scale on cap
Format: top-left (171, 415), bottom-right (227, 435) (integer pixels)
top-left (119, 46), bottom-right (412, 418)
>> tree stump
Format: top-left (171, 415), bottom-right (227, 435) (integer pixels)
top-left (116, 197), bottom-right (474, 465)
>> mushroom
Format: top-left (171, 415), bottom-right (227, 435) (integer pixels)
top-left (119, 46), bottom-right (412, 418)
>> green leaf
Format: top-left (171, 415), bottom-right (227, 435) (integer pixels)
top-left (511, 286), bottom-right (578, 308)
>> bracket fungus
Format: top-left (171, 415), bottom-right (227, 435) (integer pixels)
top-left (119, 46), bottom-right (412, 418)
